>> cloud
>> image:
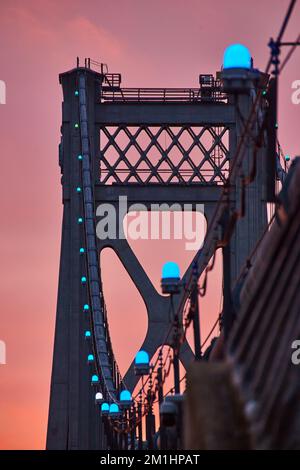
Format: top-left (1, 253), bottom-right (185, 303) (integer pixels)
top-left (0, 2), bottom-right (122, 68)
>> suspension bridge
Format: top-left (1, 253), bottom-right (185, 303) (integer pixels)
top-left (46, 0), bottom-right (300, 450)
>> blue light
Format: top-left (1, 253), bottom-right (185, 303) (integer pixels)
top-left (134, 350), bottom-right (150, 376)
top-left (91, 374), bottom-right (99, 384)
top-left (78, 217), bottom-right (83, 224)
top-left (79, 247), bottom-right (85, 254)
top-left (135, 350), bottom-right (149, 365)
top-left (85, 330), bottom-right (91, 338)
top-left (74, 123), bottom-right (79, 128)
top-left (81, 276), bottom-right (87, 284)
top-left (76, 186), bottom-right (82, 193)
top-left (75, 90), bottom-right (79, 96)
top-left (101, 402), bottom-right (109, 413)
top-left (162, 262), bottom-right (180, 280)
top-left (109, 403), bottom-right (120, 414)
top-left (223, 44), bottom-right (251, 70)
top-left (120, 390), bottom-right (132, 402)
top-left (78, 155), bottom-right (83, 161)
top-left (83, 303), bottom-right (90, 311)
top-left (87, 354), bottom-right (94, 362)
top-left (285, 155), bottom-right (291, 162)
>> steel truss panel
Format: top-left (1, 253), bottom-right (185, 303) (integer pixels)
top-left (99, 125), bottom-right (230, 185)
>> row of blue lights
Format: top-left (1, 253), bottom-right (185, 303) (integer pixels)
top-left (75, 157), bottom-right (182, 409)
top-left (75, 175), bottom-right (123, 413)
top-left (75, 138), bottom-right (133, 419)
top-left (74, 137), bottom-right (103, 400)
top-left (56, 123), bottom-right (197, 411)
top-left (74, 89), bottom-right (99, 402)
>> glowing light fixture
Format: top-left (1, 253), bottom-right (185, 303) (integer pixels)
top-left (221, 44), bottom-right (257, 94)
top-left (91, 374), bottom-right (99, 384)
top-left (134, 350), bottom-right (150, 376)
top-left (120, 390), bottom-right (132, 407)
top-left (162, 261), bottom-right (180, 280)
top-left (109, 403), bottom-right (120, 417)
top-left (101, 402), bottom-right (109, 415)
top-left (161, 261), bottom-right (181, 294)
top-left (95, 392), bottom-right (103, 404)
top-left (223, 44), bottom-right (251, 70)
top-left (87, 354), bottom-right (94, 363)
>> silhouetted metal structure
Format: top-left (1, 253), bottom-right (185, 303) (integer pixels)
top-left (47, 60), bottom-right (268, 449)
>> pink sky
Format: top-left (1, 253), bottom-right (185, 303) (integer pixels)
top-left (0, 0), bottom-right (299, 449)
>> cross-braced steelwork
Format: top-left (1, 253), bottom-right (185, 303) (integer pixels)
top-left (100, 125), bottom-right (229, 184)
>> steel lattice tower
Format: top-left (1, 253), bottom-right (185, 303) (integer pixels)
top-left (46, 63), bottom-right (267, 449)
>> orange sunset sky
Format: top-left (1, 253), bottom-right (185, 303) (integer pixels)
top-left (0, 0), bottom-right (299, 449)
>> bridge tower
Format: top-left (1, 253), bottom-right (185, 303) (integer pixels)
top-left (47, 62), bottom-right (267, 449)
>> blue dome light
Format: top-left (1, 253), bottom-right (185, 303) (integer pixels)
top-left (76, 186), bottom-right (82, 193)
top-left (79, 247), bottom-right (85, 254)
top-left (78, 155), bottom-right (83, 160)
top-left (75, 90), bottom-right (79, 96)
top-left (87, 354), bottom-right (94, 362)
top-left (134, 350), bottom-right (150, 376)
top-left (161, 262), bottom-right (181, 294)
top-left (162, 262), bottom-right (180, 280)
top-left (109, 403), bottom-right (120, 414)
top-left (74, 123), bottom-right (79, 129)
top-left (85, 330), bottom-right (91, 338)
top-left (101, 402), bottom-right (109, 414)
top-left (81, 276), bottom-right (87, 284)
top-left (83, 303), bottom-right (89, 311)
top-left (223, 44), bottom-right (251, 70)
top-left (135, 350), bottom-right (149, 365)
top-left (91, 374), bottom-right (99, 384)
top-left (78, 217), bottom-right (83, 224)
top-left (120, 390), bottom-right (132, 402)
